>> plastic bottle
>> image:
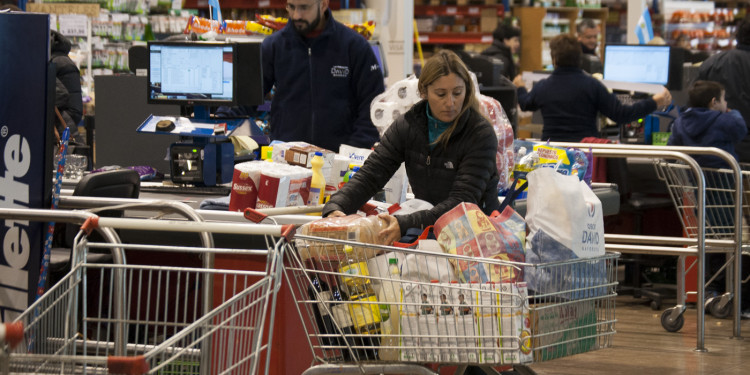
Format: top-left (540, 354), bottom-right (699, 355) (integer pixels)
top-left (307, 151), bottom-right (326, 206)
top-left (339, 245), bottom-right (381, 359)
top-left (378, 258), bottom-right (402, 360)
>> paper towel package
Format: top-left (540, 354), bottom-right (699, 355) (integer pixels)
top-left (228, 160), bottom-right (265, 211)
top-left (256, 164), bottom-right (312, 208)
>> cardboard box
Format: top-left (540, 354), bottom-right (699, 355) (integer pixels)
top-left (480, 8), bottom-right (498, 33)
top-left (530, 299), bottom-right (598, 361)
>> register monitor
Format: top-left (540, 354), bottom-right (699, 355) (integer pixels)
top-left (603, 45), bottom-right (683, 90)
top-left (147, 41), bottom-right (263, 108)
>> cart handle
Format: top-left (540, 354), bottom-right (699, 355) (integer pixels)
top-left (107, 355), bottom-right (149, 375)
top-left (0, 322), bottom-right (23, 350)
top-left (81, 215), bottom-right (100, 235)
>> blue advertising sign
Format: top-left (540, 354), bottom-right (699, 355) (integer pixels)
top-left (0, 13), bottom-right (54, 322)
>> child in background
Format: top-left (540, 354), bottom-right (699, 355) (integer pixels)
top-left (668, 80), bottom-right (749, 318)
top-left (668, 80), bottom-right (746, 168)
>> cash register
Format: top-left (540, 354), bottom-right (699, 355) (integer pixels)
top-left (139, 40), bottom-right (265, 186)
top-left (602, 44), bottom-right (683, 144)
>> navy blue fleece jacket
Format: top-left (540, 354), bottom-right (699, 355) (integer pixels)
top-left (668, 107), bottom-right (747, 168)
top-left (516, 67), bottom-right (658, 141)
top-left (261, 9), bottom-right (384, 152)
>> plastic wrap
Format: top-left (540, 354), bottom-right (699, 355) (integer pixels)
top-left (479, 95), bottom-right (515, 192)
top-left (296, 214), bottom-right (389, 261)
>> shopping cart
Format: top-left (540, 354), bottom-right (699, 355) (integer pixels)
top-left (0, 208), bottom-right (292, 375)
top-left (285, 235), bottom-right (619, 375)
top-left (654, 160), bottom-right (749, 327)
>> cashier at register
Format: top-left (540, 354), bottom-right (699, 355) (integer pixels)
top-left (323, 50), bottom-right (501, 245)
top-left (513, 34), bottom-right (672, 142)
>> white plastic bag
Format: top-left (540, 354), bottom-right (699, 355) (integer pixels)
top-left (525, 167), bottom-right (604, 259)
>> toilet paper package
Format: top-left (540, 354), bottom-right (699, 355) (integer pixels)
top-left (256, 164), bottom-right (312, 208)
top-left (228, 160), bottom-right (265, 211)
top-left (371, 101), bottom-right (403, 133)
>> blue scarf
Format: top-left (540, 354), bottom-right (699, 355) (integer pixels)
top-left (426, 103), bottom-right (452, 150)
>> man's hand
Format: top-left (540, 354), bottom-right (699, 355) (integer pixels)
top-left (377, 213), bottom-right (402, 246)
top-left (652, 87), bottom-right (672, 107)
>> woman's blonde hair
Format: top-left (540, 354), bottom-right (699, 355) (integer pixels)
top-left (418, 50), bottom-right (480, 147)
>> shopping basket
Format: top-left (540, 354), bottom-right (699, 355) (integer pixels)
top-left (285, 235), bottom-right (619, 374)
top-left (0, 212), bottom-right (290, 375)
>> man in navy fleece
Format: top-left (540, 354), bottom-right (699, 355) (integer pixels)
top-left (260, 0), bottom-right (385, 152)
top-left (512, 34), bottom-right (672, 142)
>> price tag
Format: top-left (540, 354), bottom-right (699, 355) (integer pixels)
top-left (481, 35), bottom-right (493, 43)
top-left (58, 14), bottom-right (88, 37)
top-left (446, 7), bottom-right (457, 15)
top-left (419, 35), bottom-right (429, 43)
top-left (259, 0), bottom-right (271, 7)
top-left (468, 7), bottom-right (479, 15)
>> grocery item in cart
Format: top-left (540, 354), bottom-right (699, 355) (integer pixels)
top-left (434, 202), bottom-right (526, 283)
top-left (400, 237), bottom-right (458, 283)
top-left (340, 245), bottom-right (383, 354)
top-left (436, 284), bottom-right (459, 362)
top-left (296, 214), bottom-right (389, 261)
top-left (377, 258), bottom-right (402, 361)
top-left (453, 283), bottom-right (479, 362)
top-left (399, 281), bottom-right (420, 361)
top-left (229, 160), bottom-right (265, 211)
top-left (497, 282), bottom-right (532, 364)
top-left (256, 163), bottom-right (312, 208)
top-left (530, 299), bottom-right (597, 361)
top-left (477, 282), bottom-right (500, 363)
top-left (419, 282), bottom-right (440, 362)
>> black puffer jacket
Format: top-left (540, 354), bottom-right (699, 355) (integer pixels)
top-left (481, 40), bottom-right (516, 80)
top-left (51, 30), bottom-right (83, 139)
top-left (323, 100), bottom-right (500, 234)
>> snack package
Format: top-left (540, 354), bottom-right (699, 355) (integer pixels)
top-left (434, 203), bottom-right (525, 283)
top-left (296, 214), bottom-right (388, 262)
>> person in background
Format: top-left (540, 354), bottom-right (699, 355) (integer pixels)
top-left (512, 34), bottom-right (672, 142)
top-left (51, 29), bottom-right (84, 144)
top-left (260, 0), bottom-right (384, 152)
top-left (577, 18), bottom-right (600, 56)
top-left (0, 0), bottom-right (20, 11)
top-left (697, 15), bottom-right (750, 163)
top-left (481, 23), bottom-right (520, 80)
top-left (667, 80), bottom-right (749, 319)
top-left (323, 50), bottom-right (500, 245)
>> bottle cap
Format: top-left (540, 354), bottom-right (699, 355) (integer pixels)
top-left (343, 245), bottom-right (353, 253)
top-left (388, 258), bottom-right (398, 265)
top-left (352, 166), bottom-right (361, 172)
top-left (314, 151), bottom-right (323, 156)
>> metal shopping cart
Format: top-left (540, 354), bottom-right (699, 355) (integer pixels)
top-left (0, 207), bottom-right (293, 375)
top-left (285, 235), bottom-right (619, 375)
top-left (654, 160), bottom-right (749, 329)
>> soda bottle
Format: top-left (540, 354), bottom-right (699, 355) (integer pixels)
top-left (307, 151), bottom-right (326, 206)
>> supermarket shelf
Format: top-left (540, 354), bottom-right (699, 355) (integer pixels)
top-left (414, 4), bottom-right (504, 17)
top-left (183, 0), bottom-right (343, 9)
top-left (416, 32), bottom-right (493, 44)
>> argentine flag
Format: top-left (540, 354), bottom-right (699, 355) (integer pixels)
top-left (635, 5), bottom-right (654, 44)
top-left (208, 0), bottom-right (223, 22)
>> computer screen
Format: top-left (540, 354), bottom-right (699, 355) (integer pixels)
top-left (148, 42), bottom-right (236, 105)
top-left (603, 45), bottom-right (671, 85)
top-left (370, 40), bottom-right (388, 78)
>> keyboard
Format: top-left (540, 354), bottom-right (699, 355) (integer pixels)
top-left (140, 183), bottom-right (232, 196)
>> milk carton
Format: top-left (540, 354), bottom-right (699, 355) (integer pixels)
top-left (399, 281), bottom-right (420, 362)
top-left (477, 283), bottom-right (500, 364)
top-left (497, 282), bottom-right (532, 364)
top-left (436, 284), bottom-right (459, 362)
top-left (453, 283), bottom-right (477, 363)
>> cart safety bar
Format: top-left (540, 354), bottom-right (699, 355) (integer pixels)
top-left (244, 207), bottom-right (268, 223)
top-left (281, 224), bottom-right (296, 242)
top-left (106, 355), bottom-right (149, 375)
top-left (81, 215), bottom-right (100, 235)
top-left (0, 322), bottom-right (24, 349)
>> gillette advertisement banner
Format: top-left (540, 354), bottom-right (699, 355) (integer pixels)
top-left (0, 12), bottom-right (53, 322)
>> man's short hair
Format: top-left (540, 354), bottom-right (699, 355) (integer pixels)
top-left (493, 23), bottom-right (520, 42)
top-left (576, 18), bottom-right (598, 35)
top-left (550, 34), bottom-right (582, 68)
top-left (689, 80), bottom-right (724, 108)
top-left (737, 15), bottom-right (750, 45)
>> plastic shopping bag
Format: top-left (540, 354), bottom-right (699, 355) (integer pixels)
top-left (524, 168), bottom-right (605, 298)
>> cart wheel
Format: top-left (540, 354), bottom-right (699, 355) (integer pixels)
top-left (708, 299), bottom-right (732, 319)
top-left (650, 299), bottom-right (661, 311)
top-left (661, 308), bottom-right (684, 332)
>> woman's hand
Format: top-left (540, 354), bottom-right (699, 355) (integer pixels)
top-left (326, 210), bottom-right (346, 218)
top-left (377, 213), bottom-right (402, 246)
top-left (512, 74), bottom-right (526, 88)
top-left (652, 87), bottom-right (672, 108)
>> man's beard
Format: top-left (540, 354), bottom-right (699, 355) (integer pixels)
top-left (293, 7), bottom-right (321, 35)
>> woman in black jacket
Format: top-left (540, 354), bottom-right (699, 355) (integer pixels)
top-left (51, 29), bottom-right (84, 144)
top-left (323, 50), bottom-right (500, 245)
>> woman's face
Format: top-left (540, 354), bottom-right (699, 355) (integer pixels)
top-left (423, 73), bottom-right (466, 123)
